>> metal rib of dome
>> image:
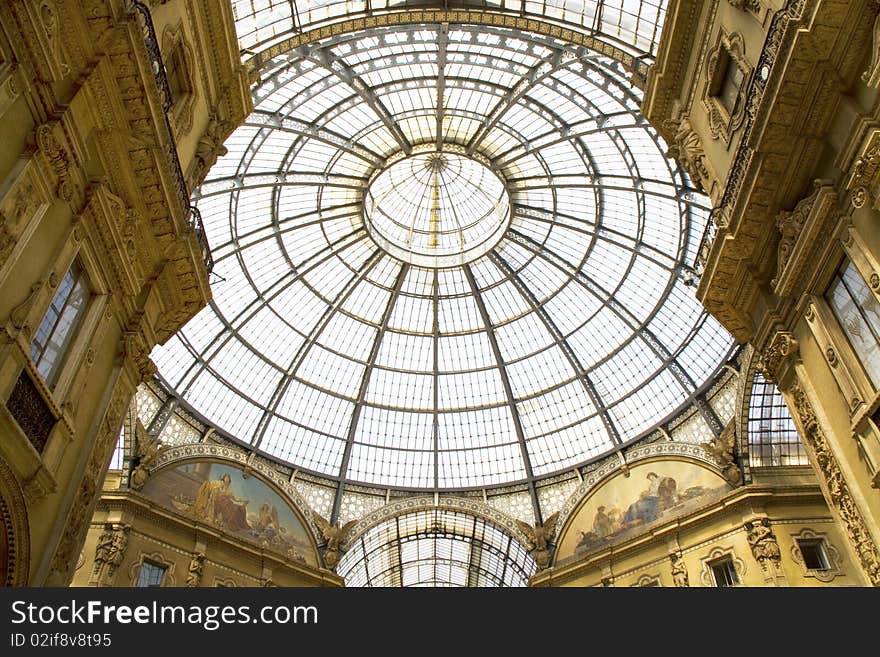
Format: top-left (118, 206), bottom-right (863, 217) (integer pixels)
top-left (151, 23), bottom-right (734, 496)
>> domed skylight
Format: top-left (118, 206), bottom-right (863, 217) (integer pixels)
top-left (151, 23), bottom-right (734, 493)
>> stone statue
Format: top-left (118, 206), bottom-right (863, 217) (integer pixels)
top-left (92, 524), bottom-right (114, 579)
top-left (185, 552), bottom-right (205, 587)
top-left (129, 421), bottom-right (167, 490)
top-left (670, 552), bottom-right (689, 587)
top-left (313, 514), bottom-right (357, 570)
top-left (95, 523), bottom-right (129, 585)
top-left (701, 419), bottom-right (741, 486)
top-left (746, 518), bottom-right (781, 571)
top-left (515, 512), bottom-right (560, 570)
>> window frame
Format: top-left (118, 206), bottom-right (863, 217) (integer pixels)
top-left (709, 556), bottom-right (739, 587)
top-left (30, 258), bottom-right (93, 388)
top-left (135, 560), bottom-right (167, 588)
top-left (702, 30), bottom-right (751, 146)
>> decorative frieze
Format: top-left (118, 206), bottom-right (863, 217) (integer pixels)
top-left (789, 383), bottom-right (880, 585)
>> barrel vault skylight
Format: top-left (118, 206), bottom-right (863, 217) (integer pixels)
top-left (151, 20), bottom-right (735, 498)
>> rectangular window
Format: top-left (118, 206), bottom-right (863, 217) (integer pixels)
top-left (710, 557), bottom-right (739, 587)
top-left (136, 561), bottom-right (166, 587)
top-left (798, 540), bottom-right (830, 571)
top-left (826, 259), bottom-right (880, 387)
top-left (30, 261), bottom-right (92, 386)
top-left (717, 54), bottom-right (744, 115)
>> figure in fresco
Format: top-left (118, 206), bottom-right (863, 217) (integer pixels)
top-left (621, 472), bottom-right (675, 527)
top-left (191, 472), bottom-right (250, 531)
top-left (592, 505), bottom-right (622, 539)
top-left (255, 502), bottom-right (282, 535)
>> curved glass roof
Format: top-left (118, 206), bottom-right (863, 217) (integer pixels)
top-left (152, 23), bottom-right (734, 493)
top-left (337, 509), bottom-right (537, 586)
top-left (230, 0), bottom-right (668, 63)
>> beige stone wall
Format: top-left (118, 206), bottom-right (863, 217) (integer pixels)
top-left (71, 492), bottom-right (342, 588)
top-left (534, 473), bottom-right (865, 587)
top-left (0, 0), bottom-right (248, 585)
top-left (647, 0), bottom-right (880, 585)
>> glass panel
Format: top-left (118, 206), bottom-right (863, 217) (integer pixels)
top-left (136, 561), bottom-right (166, 587)
top-left (153, 24), bottom-right (734, 490)
top-left (826, 259), bottom-right (880, 387)
top-left (337, 509), bottom-right (537, 587)
top-left (31, 261), bottom-right (92, 386)
top-left (747, 372), bottom-right (807, 467)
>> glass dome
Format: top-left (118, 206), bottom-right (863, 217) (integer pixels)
top-left (151, 22), bottom-right (734, 492)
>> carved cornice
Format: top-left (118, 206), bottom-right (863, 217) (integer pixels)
top-left (789, 383), bottom-right (880, 585)
top-left (772, 181), bottom-right (837, 297)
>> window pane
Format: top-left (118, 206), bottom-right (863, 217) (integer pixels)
top-left (826, 259), bottom-right (880, 387)
top-left (136, 561), bottom-right (166, 587)
top-left (31, 261), bottom-right (92, 386)
top-left (747, 372), bottom-right (807, 467)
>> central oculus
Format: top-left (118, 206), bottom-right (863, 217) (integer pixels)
top-left (363, 151), bottom-right (511, 267)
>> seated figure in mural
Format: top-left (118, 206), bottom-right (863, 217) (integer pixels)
top-left (191, 472), bottom-right (250, 532)
top-left (621, 472), bottom-right (678, 528)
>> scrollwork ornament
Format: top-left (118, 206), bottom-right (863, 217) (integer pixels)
top-left (760, 331), bottom-right (799, 383)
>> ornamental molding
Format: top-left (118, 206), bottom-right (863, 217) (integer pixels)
top-left (772, 180), bottom-right (837, 298)
top-left (701, 30), bottom-right (751, 145)
top-left (245, 11), bottom-right (650, 88)
top-left (789, 527), bottom-right (844, 582)
top-left (0, 454), bottom-right (30, 586)
top-left (699, 545), bottom-right (746, 586)
top-left (161, 21), bottom-right (196, 136)
top-left (47, 374), bottom-right (134, 585)
top-left (789, 383), bottom-right (880, 585)
top-left (339, 496), bottom-right (533, 552)
top-left (554, 445), bottom-right (727, 547)
top-left (127, 549), bottom-right (176, 587)
top-left (847, 128), bottom-right (880, 208)
top-left (150, 443), bottom-right (323, 548)
top-left (759, 330), bottom-right (799, 385)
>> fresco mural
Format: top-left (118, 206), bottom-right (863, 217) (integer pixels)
top-left (141, 461), bottom-right (317, 567)
top-left (556, 460), bottom-right (730, 561)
